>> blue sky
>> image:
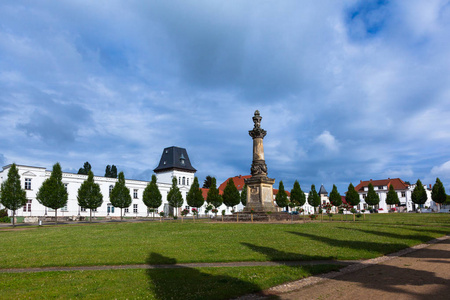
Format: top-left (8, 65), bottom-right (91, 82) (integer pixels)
top-left (1, 0), bottom-right (450, 194)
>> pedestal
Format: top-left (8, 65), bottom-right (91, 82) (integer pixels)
top-left (244, 176), bottom-right (276, 212)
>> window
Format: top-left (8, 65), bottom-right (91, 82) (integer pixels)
top-left (185, 205), bottom-right (190, 210)
top-left (362, 194), bottom-right (366, 199)
top-left (61, 205), bottom-right (68, 212)
top-left (187, 178), bottom-right (189, 186)
top-left (125, 208), bottom-right (129, 213)
top-left (133, 189), bottom-right (138, 199)
top-left (401, 191), bottom-right (406, 197)
top-left (133, 204), bottom-right (138, 213)
top-left (81, 207), bottom-right (86, 212)
top-left (109, 185), bottom-right (113, 195)
top-left (178, 177), bottom-right (181, 185)
top-left (107, 203), bottom-right (115, 214)
top-left (23, 199), bottom-right (32, 212)
top-left (64, 183), bottom-right (68, 191)
top-left (378, 186), bottom-right (384, 190)
top-left (182, 177), bottom-right (185, 185)
top-left (25, 178), bottom-right (32, 190)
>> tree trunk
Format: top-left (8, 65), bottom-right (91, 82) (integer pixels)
top-left (90, 209), bottom-right (92, 223)
top-left (236, 212), bottom-right (239, 223)
top-left (55, 209), bottom-right (58, 225)
top-left (12, 210), bottom-right (15, 228)
top-left (251, 213), bottom-right (253, 223)
top-left (120, 208), bottom-right (123, 221)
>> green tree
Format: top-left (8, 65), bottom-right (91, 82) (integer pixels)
top-left (290, 181), bottom-right (306, 208)
top-left (0, 164), bottom-right (27, 227)
top-left (365, 183), bottom-right (380, 209)
top-left (78, 161), bottom-right (92, 175)
top-left (187, 177), bottom-right (204, 219)
top-left (167, 177), bottom-right (183, 217)
top-left (36, 162), bottom-right (68, 225)
top-left (105, 165), bottom-right (111, 177)
top-left (345, 183), bottom-right (360, 208)
top-left (329, 184), bottom-right (342, 207)
top-left (222, 179), bottom-right (240, 210)
top-left (143, 175), bottom-right (162, 218)
top-left (109, 172), bottom-right (132, 221)
top-left (111, 165), bottom-right (118, 178)
top-left (203, 175), bottom-right (213, 188)
top-left (77, 170), bottom-right (103, 223)
top-left (275, 181), bottom-right (289, 209)
top-left (412, 179), bottom-right (428, 208)
top-left (432, 178), bottom-right (447, 211)
top-left (240, 184), bottom-right (248, 206)
top-left (385, 185), bottom-right (400, 208)
top-left (307, 184), bottom-right (321, 213)
top-left (206, 177), bottom-right (222, 208)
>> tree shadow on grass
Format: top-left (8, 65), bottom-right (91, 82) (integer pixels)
top-left (335, 226), bottom-right (437, 243)
top-left (145, 252), bottom-right (277, 300)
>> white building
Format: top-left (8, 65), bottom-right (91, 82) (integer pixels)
top-left (0, 146), bottom-right (207, 219)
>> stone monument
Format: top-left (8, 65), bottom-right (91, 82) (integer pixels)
top-left (244, 110), bottom-right (276, 212)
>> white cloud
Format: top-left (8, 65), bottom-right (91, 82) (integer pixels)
top-left (314, 131), bottom-right (340, 153)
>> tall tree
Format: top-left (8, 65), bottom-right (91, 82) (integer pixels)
top-left (36, 162), bottom-right (68, 225)
top-left (111, 165), bottom-right (118, 178)
top-left (78, 161), bottom-right (92, 175)
top-left (109, 172), bottom-right (132, 221)
top-left (307, 184), bottom-right (321, 213)
top-left (187, 177), bottom-right (204, 218)
top-left (77, 170), bottom-right (103, 223)
top-left (203, 175), bottom-right (213, 188)
top-left (222, 179), bottom-right (240, 210)
top-left (105, 165), bottom-right (111, 177)
top-left (290, 181), bottom-right (306, 208)
top-left (240, 184), bottom-right (248, 206)
top-left (386, 184), bottom-right (400, 208)
top-left (143, 175), bottom-right (162, 218)
top-left (365, 183), bottom-right (380, 209)
top-left (167, 177), bottom-right (183, 216)
top-left (345, 183), bottom-right (360, 208)
top-left (412, 179), bottom-right (428, 208)
top-left (275, 181), bottom-right (289, 209)
top-left (0, 164), bottom-right (27, 227)
top-left (206, 177), bottom-right (222, 208)
top-left (432, 178), bottom-right (447, 211)
top-left (329, 184), bottom-right (342, 208)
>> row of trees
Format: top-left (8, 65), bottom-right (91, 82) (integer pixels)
top-left (77, 161), bottom-right (118, 178)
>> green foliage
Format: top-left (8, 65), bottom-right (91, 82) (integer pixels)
top-left (78, 161), bottom-right (91, 175)
top-left (307, 184), bottom-right (320, 208)
top-left (0, 208), bottom-right (8, 218)
top-left (202, 175), bottom-right (213, 188)
top-left (0, 216), bottom-right (11, 223)
top-left (328, 185), bottom-right (342, 207)
top-left (105, 165), bottom-right (118, 178)
top-left (365, 183), bottom-right (380, 207)
top-left (290, 181), bottom-right (306, 207)
top-left (110, 172), bottom-right (132, 220)
top-left (206, 177), bottom-right (222, 208)
top-left (143, 175), bottom-right (162, 214)
top-left (345, 183), bottom-right (360, 207)
top-left (386, 185), bottom-right (400, 206)
top-left (275, 181), bottom-right (289, 208)
top-left (432, 178), bottom-right (447, 204)
top-left (167, 177), bottom-right (184, 215)
top-left (77, 171), bottom-right (103, 222)
top-left (241, 184), bottom-right (248, 206)
top-left (412, 179), bottom-right (428, 205)
top-left (0, 164), bottom-right (27, 227)
top-left (187, 177), bottom-right (204, 211)
top-left (222, 179), bottom-right (240, 208)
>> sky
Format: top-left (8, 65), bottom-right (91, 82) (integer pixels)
top-left (1, 0), bottom-right (450, 194)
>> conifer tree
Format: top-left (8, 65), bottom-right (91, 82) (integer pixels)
top-left (307, 184), bottom-right (321, 213)
top-left (109, 172), bottom-right (132, 221)
top-left (143, 175), bottom-right (162, 218)
top-left (240, 184), bottom-right (248, 206)
top-left (432, 178), bottom-right (447, 211)
top-left (77, 170), bottom-right (103, 223)
top-left (345, 183), bottom-right (360, 208)
top-left (290, 180), bottom-right (306, 208)
top-left (222, 179), bottom-right (240, 210)
top-left (365, 183), bottom-right (380, 209)
top-left (78, 161), bottom-right (91, 175)
top-left (111, 165), bottom-right (118, 178)
top-left (167, 177), bottom-right (183, 216)
top-left (275, 181), bottom-right (289, 208)
top-left (206, 177), bottom-right (222, 208)
top-left (187, 177), bottom-right (204, 218)
top-left (385, 184), bottom-right (400, 208)
top-left (329, 184), bottom-right (342, 207)
top-left (0, 164), bottom-right (27, 227)
top-left (36, 162), bottom-right (68, 225)
top-left (203, 175), bottom-right (213, 189)
top-left (105, 165), bottom-right (111, 177)
top-left (412, 179), bottom-right (428, 208)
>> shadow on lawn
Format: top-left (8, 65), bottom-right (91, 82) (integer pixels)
top-left (241, 242), bottom-right (335, 261)
top-left (335, 226), bottom-right (437, 243)
top-left (145, 252), bottom-right (276, 300)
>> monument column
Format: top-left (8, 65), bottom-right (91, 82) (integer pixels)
top-left (244, 110), bottom-right (276, 212)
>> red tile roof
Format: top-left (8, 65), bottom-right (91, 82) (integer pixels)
top-left (218, 175), bottom-right (252, 191)
top-left (354, 178), bottom-right (409, 192)
top-left (200, 188), bottom-right (223, 201)
top-left (273, 189), bottom-right (291, 196)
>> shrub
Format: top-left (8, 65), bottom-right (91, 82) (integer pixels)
top-left (0, 216), bottom-right (11, 223)
top-left (0, 209), bottom-right (8, 218)
top-left (350, 208), bottom-right (357, 214)
top-left (159, 211), bottom-right (165, 217)
top-left (309, 214), bottom-right (317, 220)
top-left (356, 213), bottom-right (362, 218)
top-left (173, 215), bottom-right (178, 220)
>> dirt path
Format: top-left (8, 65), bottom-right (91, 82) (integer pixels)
top-left (259, 235), bottom-right (450, 300)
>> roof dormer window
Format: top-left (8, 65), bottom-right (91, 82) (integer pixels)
top-left (180, 153), bottom-right (185, 165)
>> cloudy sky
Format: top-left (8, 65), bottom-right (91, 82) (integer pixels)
top-left (1, 0), bottom-right (450, 193)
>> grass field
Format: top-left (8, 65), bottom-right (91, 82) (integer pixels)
top-left (0, 213), bottom-right (449, 299)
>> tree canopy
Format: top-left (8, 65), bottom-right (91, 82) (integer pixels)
top-left (77, 170), bottom-right (103, 222)
top-left (36, 162), bottom-right (68, 224)
top-left (432, 178), bottom-right (447, 205)
top-left (385, 184), bottom-right (400, 206)
top-left (345, 183), bottom-right (360, 207)
top-left (307, 184), bottom-right (321, 210)
top-left (411, 179), bottom-right (428, 206)
top-left (275, 181), bottom-right (289, 208)
top-left (105, 165), bottom-right (118, 178)
top-left (78, 161), bottom-right (92, 175)
top-left (240, 183), bottom-right (248, 206)
top-left (0, 164), bottom-right (27, 227)
top-left (203, 175), bottom-right (213, 189)
top-left (206, 177), bottom-right (222, 208)
top-left (365, 183), bottom-right (380, 207)
top-left (222, 179), bottom-right (240, 209)
top-left (143, 175), bottom-right (162, 216)
top-left (329, 184), bottom-right (342, 207)
top-left (109, 172), bottom-right (132, 220)
top-left (187, 177), bottom-right (205, 213)
top-left (167, 177), bottom-right (183, 216)
top-left (290, 180), bottom-right (306, 208)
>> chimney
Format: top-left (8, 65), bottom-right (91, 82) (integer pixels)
top-left (429, 184), bottom-right (431, 189)
top-left (360, 180), bottom-right (362, 183)
top-left (370, 179), bottom-right (372, 181)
